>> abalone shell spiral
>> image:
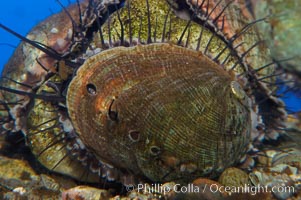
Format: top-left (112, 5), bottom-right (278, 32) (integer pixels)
top-left (67, 43), bottom-right (251, 182)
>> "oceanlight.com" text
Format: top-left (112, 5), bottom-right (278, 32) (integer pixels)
top-left (128, 183), bottom-right (295, 196)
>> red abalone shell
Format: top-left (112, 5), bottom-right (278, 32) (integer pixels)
top-left (67, 43), bottom-right (251, 182)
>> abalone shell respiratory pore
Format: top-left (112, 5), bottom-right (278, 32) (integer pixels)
top-left (67, 43), bottom-right (251, 182)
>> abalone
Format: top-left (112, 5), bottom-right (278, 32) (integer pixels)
top-left (67, 43), bottom-right (251, 182)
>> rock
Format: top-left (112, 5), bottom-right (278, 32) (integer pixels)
top-left (223, 192), bottom-right (275, 200)
top-left (0, 155), bottom-right (38, 189)
top-left (173, 178), bottom-right (227, 200)
top-left (0, 155), bottom-right (70, 199)
top-left (218, 167), bottom-right (249, 187)
top-left (62, 186), bottom-right (110, 200)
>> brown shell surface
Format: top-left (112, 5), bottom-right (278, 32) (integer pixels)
top-left (67, 43), bottom-right (251, 182)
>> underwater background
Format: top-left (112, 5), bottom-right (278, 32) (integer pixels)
top-left (0, 0), bottom-right (74, 69)
top-left (0, 1), bottom-right (300, 199)
top-left (0, 0), bottom-right (300, 112)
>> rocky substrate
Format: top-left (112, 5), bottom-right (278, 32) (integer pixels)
top-left (1, 115), bottom-right (301, 200)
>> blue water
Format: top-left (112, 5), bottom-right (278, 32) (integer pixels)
top-left (0, 0), bottom-right (300, 111)
top-left (0, 0), bottom-right (75, 69)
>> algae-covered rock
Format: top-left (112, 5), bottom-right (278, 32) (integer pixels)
top-left (0, 155), bottom-right (76, 199)
top-left (0, 155), bottom-right (38, 189)
top-left (218, 167), bottom-right (250, 187)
